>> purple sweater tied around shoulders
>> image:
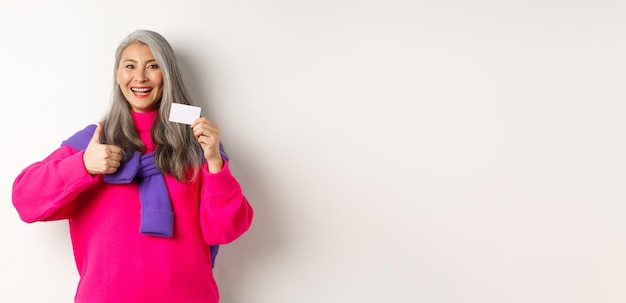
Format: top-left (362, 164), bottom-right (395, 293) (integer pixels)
top-left (61, 124), bottom-right (227, 267)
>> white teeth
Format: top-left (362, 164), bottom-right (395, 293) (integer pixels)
top-left (131, 87), bottom-right (152, 92)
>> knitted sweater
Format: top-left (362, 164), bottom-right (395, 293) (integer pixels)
top-left (12, 111), bottom-right (253, 303)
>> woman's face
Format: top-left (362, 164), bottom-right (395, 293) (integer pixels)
top-left (116, 43), bottom-right (164, 113)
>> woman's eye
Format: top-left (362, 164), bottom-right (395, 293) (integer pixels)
top-left (147, 64), bottom-right (158, 69)
top-left (125, 65), bottom-right (134, 69)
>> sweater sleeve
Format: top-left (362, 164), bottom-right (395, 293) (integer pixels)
top-left (12, 146), bottom-right (100, 223)
top-left (199, 161), bottom-right (253, 245)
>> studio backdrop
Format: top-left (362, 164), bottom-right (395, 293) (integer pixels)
top-left (2, 1), bottom-right (626, 302)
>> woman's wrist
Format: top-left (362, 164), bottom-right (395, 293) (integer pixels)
top-left (206, 157), bottom-right (224, 174)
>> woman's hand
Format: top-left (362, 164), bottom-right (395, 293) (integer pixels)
top-left (83, 122), bottom-right (123, 175)
top-left (192, 117), bottom-right (224, 173)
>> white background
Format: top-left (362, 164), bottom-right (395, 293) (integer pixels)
top-left (1, 0), bottom-right (626, 302)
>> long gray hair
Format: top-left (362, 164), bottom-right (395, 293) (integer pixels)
top-left (102, 29), bottom-right (204, 182)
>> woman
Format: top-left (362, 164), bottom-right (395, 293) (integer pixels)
top-left (12, 29), bottom-right (253, 303)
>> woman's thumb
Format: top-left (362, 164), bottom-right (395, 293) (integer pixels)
top-left (91, 122), bottom-right (103, 144)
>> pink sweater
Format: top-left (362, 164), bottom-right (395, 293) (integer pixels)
top-left (12, 111), bottom-right (253, 303)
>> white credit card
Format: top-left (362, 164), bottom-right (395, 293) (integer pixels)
top-left (169, 103), bottom-right (201, 125)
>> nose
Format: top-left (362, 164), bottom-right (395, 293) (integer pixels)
top-left (133, 68), bottom-right (148, 82)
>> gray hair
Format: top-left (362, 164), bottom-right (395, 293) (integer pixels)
top-left (102, 29), bottom-right (203, 182)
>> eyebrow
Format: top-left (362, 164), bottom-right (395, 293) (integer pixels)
top-left (121, 58), bottom-right (157, 63)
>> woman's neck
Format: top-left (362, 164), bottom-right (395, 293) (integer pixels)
top-left (131, 110), bottom-right (158, 131)
top-left (131, 110), bottom-right (158, 152)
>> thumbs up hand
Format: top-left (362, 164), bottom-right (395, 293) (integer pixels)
top-left (83, 122), bottom-right (124, 175)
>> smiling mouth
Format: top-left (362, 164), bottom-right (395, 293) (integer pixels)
top-left (130, 87), bottom-right (153, 98)
top-left (131, 87), bottom-right (153, 93)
